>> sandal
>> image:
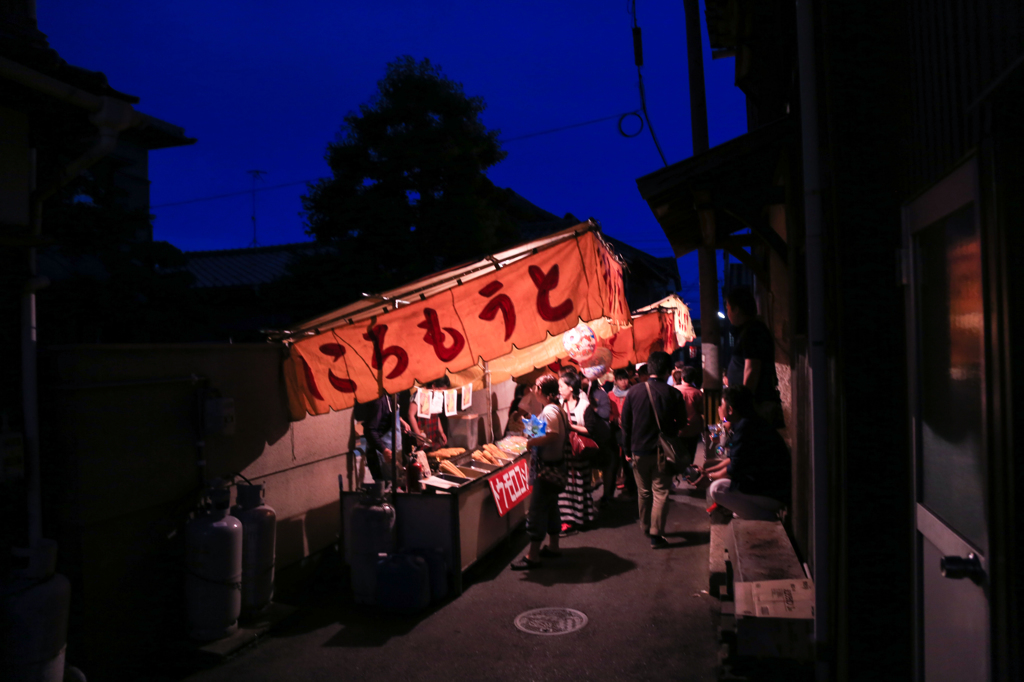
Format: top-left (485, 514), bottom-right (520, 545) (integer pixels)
top-left (539, 547), bottom-right (562, 559)
top-left (510, 556), bottom-right (543, 571)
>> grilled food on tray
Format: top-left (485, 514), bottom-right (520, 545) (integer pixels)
top-left (470, 449), bottom-right (500, 466)
top-left (439, 460), bottom-right (467, 478)
top-left (430, 447), bottom-right (466, 459)
top-left (483, 443), bottom-right (511, 461)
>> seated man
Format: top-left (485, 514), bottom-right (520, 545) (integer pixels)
top-left (706, 387), bottom-right (791, 520)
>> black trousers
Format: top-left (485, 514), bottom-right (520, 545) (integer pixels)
top-left (604, 442), bottom-right (637, 499)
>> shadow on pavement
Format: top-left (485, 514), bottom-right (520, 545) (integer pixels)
top-left (319, 603), bottom-right (441, 647)
top-left (463, 528), bottom-right (531, 586)
top-left (662, 530), bottom-right (711, 548)
top-left (517, 546), bottom-right (637, 587)
top-left (592, 497), bottom-right (640, 529)
top-left (270, 580), bottom-right (454, 648)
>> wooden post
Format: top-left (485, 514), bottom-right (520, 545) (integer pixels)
top-left (684, 1), bottom-right (720, 422)
top-left (696, 190), bottom-right (722, 423)
top-left (684, 0), bottom-right (709, 156)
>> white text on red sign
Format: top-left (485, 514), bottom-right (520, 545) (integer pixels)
top-left (488, 458), bottom-right (532, 517)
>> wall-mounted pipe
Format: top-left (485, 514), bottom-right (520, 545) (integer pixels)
top-left (795, 0), bottom-right (830, 678)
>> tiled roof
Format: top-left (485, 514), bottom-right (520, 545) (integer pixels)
top-left (0, 19), bottom-right (140, 104)
top-left (183, 242), bottom-right (321, 288)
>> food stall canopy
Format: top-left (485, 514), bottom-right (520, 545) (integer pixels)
top-left (606, 294), bottom-right (696, 369)
top-left (281, 221), bottom-right (631, 418)
top-left (444, 294), bottom-right (695, 388)
top-left (633, 293), bottom-right (696, 350)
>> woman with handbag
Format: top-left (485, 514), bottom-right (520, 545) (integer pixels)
top-left (511, 377), bottom-right (566, 571)
top-left (556, 370), bottom-right (598, 535)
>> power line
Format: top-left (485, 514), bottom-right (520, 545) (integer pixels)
top-left (150, 111), bottom-right (647, 211)
top-left (247, 170), bottom-right (267, 248)
top-left (151, 180), bottom-right (309, 209)
top-left (499, 111), bottom-right (642, 143)
top-left (630, 0), bottom-right (669, 166)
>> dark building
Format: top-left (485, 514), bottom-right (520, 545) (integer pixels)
top-left (637, 1), bottom-right (1024, 679)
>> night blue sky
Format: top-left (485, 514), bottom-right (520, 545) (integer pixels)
top-left (43, 0), bottom-right (746, 316)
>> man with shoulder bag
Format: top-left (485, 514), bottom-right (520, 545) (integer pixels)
top-left (620, 351), bottom-right (688, 549)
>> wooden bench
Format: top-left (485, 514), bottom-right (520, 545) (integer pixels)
top-left (719, 519), bottom-right (813, 661)
top-left (731, 519), bottom-right (804, 583)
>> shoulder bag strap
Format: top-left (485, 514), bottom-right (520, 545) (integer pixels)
top-left (556, 408), bottom-right (571, 457)
top-left (644, 382), bottom-right (664, 434)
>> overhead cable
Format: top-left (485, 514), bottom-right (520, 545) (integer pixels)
top-left (150, 111), bottom-right (645, 210)
top-left (630, 0), bottom-right (668, 166)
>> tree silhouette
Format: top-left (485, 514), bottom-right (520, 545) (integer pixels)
top-left (297, 56), bottom-right (518, 303)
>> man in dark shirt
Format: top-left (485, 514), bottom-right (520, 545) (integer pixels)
top-left (707, 387), bottom-right (791, 520)
top-left (725, 286), bottom-right (783, 427)
top-left (620, 351), bottom-right (686, 548)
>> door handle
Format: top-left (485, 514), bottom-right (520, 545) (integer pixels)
top-left (940, 553), bottom-right (985, 584)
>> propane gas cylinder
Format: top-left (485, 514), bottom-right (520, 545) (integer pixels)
top-left (231, 482), bottom-right (276, 617)
top-left (348, 483), bottom-right (395, 604)
top-left (185, 482), bottom-right (243, 640)
top-left (0, 539), bottom-right (70, 682)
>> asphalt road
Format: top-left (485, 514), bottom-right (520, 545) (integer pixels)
top-left (177, 486), bottom-right (718, 682)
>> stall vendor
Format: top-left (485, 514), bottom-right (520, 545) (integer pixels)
top-left (408, 380), bottom-right (448, 451)
top-left (354, 393), bottom-right (409, 484)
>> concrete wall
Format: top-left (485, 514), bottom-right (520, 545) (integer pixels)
top-left (42, 343), bottom-right (357, 569)
top-left (40, 343), bottom-right (354, 662)
top-left (39, 342), bottom-right (521, 661)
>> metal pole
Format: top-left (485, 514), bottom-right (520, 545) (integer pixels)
top-left (391, 393), bottom-right (399, 501)
top-left (21, 261), bottom-right (43, 546)
top-left (483, 361), bottom-right (493, 444)
top-left (796, 0), bottom-right (830, 675)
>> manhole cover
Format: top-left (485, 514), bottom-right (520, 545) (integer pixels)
top-left (514, 608), bottom-right (588, 636)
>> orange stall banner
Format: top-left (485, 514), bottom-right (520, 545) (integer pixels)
top-left (600, 306), bottom-right (682, 371)
top-left (284, 228), bottom-right (631, 417)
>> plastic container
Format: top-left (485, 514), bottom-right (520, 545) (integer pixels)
top-left (374, 554), bottom-right (430, 612)
top-left (231, 482), bottom-right (277, 617)
top-left (407, 547), bottom-right (448, 603)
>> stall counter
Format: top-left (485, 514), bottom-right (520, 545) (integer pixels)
top-left (339, 451), bottom-right (530, 595)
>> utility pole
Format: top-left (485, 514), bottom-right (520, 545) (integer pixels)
top-left (247, 170), bottom-right (266, 248)
top-left (683, 0), bottom-right (723, 420)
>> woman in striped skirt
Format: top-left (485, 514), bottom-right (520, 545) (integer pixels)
top-left (557, 370), bottom-right (596, 534)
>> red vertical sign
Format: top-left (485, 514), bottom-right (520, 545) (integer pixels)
top-left (487, 458), bottom-right (532, 517)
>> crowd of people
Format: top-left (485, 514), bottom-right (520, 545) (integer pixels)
top-left (511, 285), bottom-right (792, 570)
top-left (350, 286), bottom-right (793, 571)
